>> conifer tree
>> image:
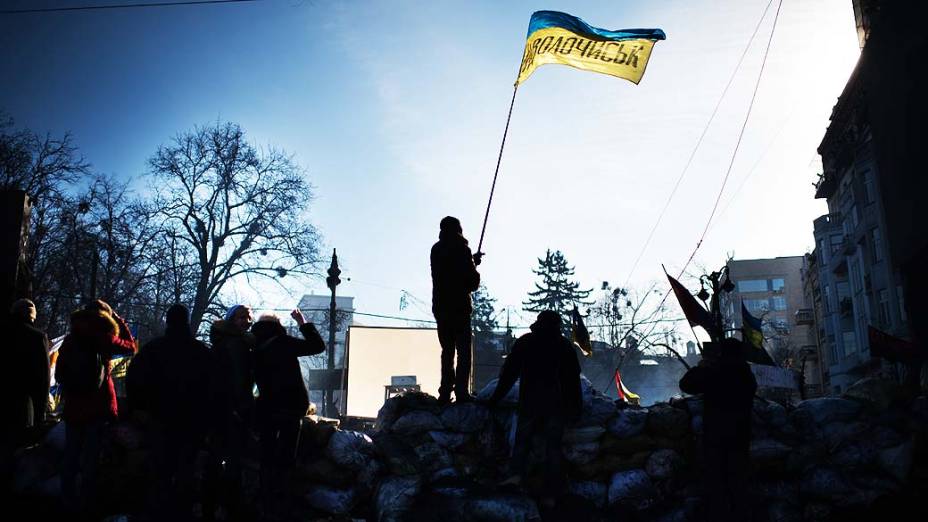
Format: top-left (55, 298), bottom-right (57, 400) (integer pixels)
top-left (523, 249), bottom-right (592, 327)
top-left (471, 285), bottom-right (499, 333)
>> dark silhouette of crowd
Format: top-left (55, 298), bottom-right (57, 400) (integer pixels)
top-left (0, 216), bottom-right (763, 521)
top-left (2, 297), bottom-right (325, 521)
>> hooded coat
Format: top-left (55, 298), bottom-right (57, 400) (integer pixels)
top-left (210, 319), bottom-right (257, 416)
top-left (4, 315), bottom-right (50, 429)
top-left (129, 321), bottom-right (212, 431)
top-left (251, 321), bottom-right (326, 419)
top-left (430, 231), bottom-right (481, 320)
top-left (679, 343), bottom-right (758, 448)
top-left (56, 308), bottom-right (137, 423)
top-left (489, 317), bottom-right (582, 420)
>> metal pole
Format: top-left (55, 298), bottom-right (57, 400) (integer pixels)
top-left (476, 84), bottom-right (519, 256)
top-left (325, 248), bottom-right (341, 418)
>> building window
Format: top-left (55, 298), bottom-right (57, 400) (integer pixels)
top-left (863, 170), bottom-right (875, 204)
top-left (772, 296), bottom-right (787, 311)
top-left (843, 331), bottom-right (858, 356)
top-left (823, 285), bottom-right (832, 313)
top-left (772, 318), bottom-right (789, 333)
top-left (819, 239), bottom-right (828, 263)
top-left (850, 260), bottom-right (861, 293)
top-left (897, 285), bottom-right (906, 322)
top-left (737, 279), bottom-right (768, 293)
top-left (771, 278), bottom-right (785, 292)
top-left (744, 299), bottom-right (769, 313)
top-left (878, 289), bottom-right (891, 327)
top-left (830, 234), bottom-right (843, 254)
top-left (872, 228), bottom-right (883, 262)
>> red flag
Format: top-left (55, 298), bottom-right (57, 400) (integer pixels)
top-left (869, 326), bottom-right (921, 364)
top-left (665, 270), bottom-right (714, 334)
top-left (614, 369), bottom-right (640, 405)
top-left (614, 369), bottom-right (625, 401)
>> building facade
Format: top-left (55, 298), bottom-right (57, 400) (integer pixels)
top-left (723, 256), bottom-right (821, 397)
top-left (807, 0), bottom-right (926, 393)
top-left (296, 294), bottom-right (355, 410)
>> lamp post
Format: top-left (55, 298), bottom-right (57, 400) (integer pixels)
top-left (325, 248), bottom-right (341, 417)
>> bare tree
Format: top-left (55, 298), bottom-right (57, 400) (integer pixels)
top-left (589, 281), bottom-right (681, 370)
top-left (149, 121), bottom-right (322, 330)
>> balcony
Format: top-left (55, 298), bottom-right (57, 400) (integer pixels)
top-left (815, 171), bottom-right (838, 199)
top-left (795, 308), bottom-right (814, 325)
top-left (813, 213), bottom-right (842, 232)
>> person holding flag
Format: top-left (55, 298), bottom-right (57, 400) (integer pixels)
top-left (431, 216), bottom-right (482, 405)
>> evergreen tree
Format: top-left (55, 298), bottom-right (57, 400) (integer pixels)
top-left (471, 285), bottom-right (499, 333)
top-left (522, 249), bottom-right (593, 327)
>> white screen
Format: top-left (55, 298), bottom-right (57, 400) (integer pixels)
top-left (345, 326), bottom-right (442, 418)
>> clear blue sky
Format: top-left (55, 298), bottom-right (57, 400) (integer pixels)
top-left (1, 0), bottom-right (860, 329)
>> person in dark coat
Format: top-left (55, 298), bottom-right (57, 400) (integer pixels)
top-left (679, 338), bottom-right (757, 522)
top-left (487, 310), bottom-right (582, 503)
top-left (2, 299), bottom-right (50, 498)
top-left (431, 216), bottom-right (481, 404)
top-left (129, 304), bottom-right (211, 520)
top-left (250, 310), bottom-right (325, 510)
top-left (4, 299), bottom-right (50, 440)
top-left (56, 300), bottom-right (137, 513)
top-left (205, 304), bottom-right (255, 516)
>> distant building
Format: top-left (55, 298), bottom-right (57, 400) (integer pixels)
top-left (723, 256), bottom-right (821, 397)
top-left (295, 294), bottom-right (355, 409)
top-left (296, 294), bottom-right (355, 368)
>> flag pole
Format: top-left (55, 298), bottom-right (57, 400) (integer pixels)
top-left (476, 84), bottom-right (519, 256)
top-left (662, 264), bottom-right (704, 355)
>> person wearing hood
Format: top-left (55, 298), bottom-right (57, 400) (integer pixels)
top-left (206, 304), bottom-right (256, 514)
top-left (486, 310), bottom-right (582, 504)
top-left (431, 216), bottom-right (482, 404)
top-left (679, 338), bottom-right (757, 522)
top-left (2, 299), bottom-right (50, 497)
top-left (129, 304), bottom-right (211, 520)
top-left (56, 299), bottom-right (137, 513)
top-left (250, 310), bottom-right (325, 511)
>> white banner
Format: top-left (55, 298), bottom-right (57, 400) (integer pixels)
top-left (751, 364), bottom-right (800, 390)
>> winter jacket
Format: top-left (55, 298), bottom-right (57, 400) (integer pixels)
top-left (3, 315), bottom-right (50, 429)
top-left (128, 326), bottom-right (212, 432)
top-left (251, 321), bottom-right (326, 419)
top-left (57, 309), bottom-right (137, 424)
top-left (210, 319), bottom-right (256, 416)
top-left (430, 232), bottom-right (480, 320)
top-left (489, 324), bottom-right (582, 420)
top-left (679, 351), bottom-right (757, 449)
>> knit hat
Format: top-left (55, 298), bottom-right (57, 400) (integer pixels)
top-left (224, 304), bottom-right (245, 322)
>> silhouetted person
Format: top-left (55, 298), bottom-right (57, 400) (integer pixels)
top-left (2, 299), bottom-right (50, 498)
top-left (679, 338), bottom-right (757, 522)
top-left (206, 304), bottom-right (256, 517)
top-left (487, 310), bottom-right (581, 507)
top-left (250, 310), bottom-right (325, 513)
top-left (431, 216), bottom-right (481, 404)
top-left (56, 300), bottom-right (137, 514)
top-left (129, 304), bottom-right (211, 520)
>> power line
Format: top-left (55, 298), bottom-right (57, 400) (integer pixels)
top-left (1, 0), bottom-right (260, 15)
top-left (635, 0), bottom-right (785, 343)
top-left (621, 0), bottom-right (776, 289)
top-left (678, 0), bottom-right (784, 277)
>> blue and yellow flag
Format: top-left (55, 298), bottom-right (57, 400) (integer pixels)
top-left (741, 302), bottom-right (764, 349)
top-left (517, 11), bottom-right (666, 86)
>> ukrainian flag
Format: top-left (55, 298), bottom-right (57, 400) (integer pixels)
top-left (516, 11), bottom-right (666, 85)
top-left (741, 302), bottom-right (765, 349)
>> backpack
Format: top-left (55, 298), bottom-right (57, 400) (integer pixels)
top-left (56, 338), bottom-right (106, 394)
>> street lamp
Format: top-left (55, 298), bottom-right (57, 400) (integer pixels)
top-left (325, 248), bottom-right (341, 417)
